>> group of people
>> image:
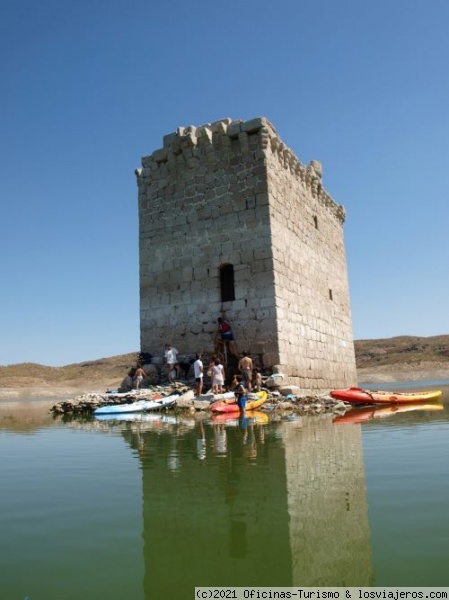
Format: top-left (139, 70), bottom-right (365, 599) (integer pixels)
top-left (134, 318), bottom-right (261, 411)
top-left (194, 350), bottom-right (263, 418)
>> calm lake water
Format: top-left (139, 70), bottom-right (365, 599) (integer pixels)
top-left (1, 381), bottom-right (449, 599)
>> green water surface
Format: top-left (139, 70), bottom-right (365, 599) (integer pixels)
top-left (1, 384), bottom-right (448, 599)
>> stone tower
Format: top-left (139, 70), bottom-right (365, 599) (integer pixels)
top-left (136, 117), bottom-right (357, 392)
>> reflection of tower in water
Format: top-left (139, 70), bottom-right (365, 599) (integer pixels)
top-left (283, 415), bottom-right (373, 586)
top-left (124, 413), bottom-right (373, 597)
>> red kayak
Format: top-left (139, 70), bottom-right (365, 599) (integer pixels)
top-left (330, 387), bottom-right (443, 405)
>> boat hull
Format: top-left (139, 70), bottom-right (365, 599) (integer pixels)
top-left (93, 395), bottom-right (178, 415)
top-left (330, 387), bottom-right (443, 405)
top-left (210, 391), bottom-right (268, 413)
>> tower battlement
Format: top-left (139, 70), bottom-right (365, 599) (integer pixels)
top-left (137, 117), bottom-right (344, 224)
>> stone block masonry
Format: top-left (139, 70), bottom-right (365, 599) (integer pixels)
top-left (136, 117), bottom-right (357, 392)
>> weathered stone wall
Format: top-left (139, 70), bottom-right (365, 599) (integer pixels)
top-left (265, 132), bottom-right (356, 389)
top-left (136, 116), bottom-right (357, 392)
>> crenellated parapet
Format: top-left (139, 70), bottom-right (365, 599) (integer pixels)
top-left (135, 117), bottom-right (345, 224)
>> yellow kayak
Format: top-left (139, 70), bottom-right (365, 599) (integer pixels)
top-left (211, 390), bottom-right (268, 413)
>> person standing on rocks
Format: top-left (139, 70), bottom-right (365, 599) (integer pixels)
top-left (164, 344), bottom-right (180, 383)
top-left (194, 353), bottom-right (204, 396)
top-left (233, 375), bottom-right (248, 413)
top-left (238, 351), bottom-right (253, 392)
top-left (134, 366), bottom-right (147, 389)
top-left (253, 369), bottom-right (262, 392)
top-left (211, 358), bottom-right (225, 394)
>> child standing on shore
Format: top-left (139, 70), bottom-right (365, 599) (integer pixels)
top-left (254, 369), bottom-right (262, 392)
top-left (211, 358), bottom-right (225, 394)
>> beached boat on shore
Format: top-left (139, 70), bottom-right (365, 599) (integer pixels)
top-left (330, 387), bottom-right (443, 405)
top-left (211, 390), bottom-right (268, 413)
top-left (93, 394), bottom-right (178, 415)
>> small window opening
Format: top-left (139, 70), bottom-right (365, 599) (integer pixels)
top-left (313, 215), bottom-right (318, 229)
top-left (329, 289), bottom-right (333, 301)
top-left (220, 264), bottom-right (235, 302)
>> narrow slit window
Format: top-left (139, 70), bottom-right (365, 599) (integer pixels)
top-left (329, 289), bottom-right (333, 301)
top-left (220, 264), bottom-right (235, 302)
top-left (313, 215), bottom-right (318, 229)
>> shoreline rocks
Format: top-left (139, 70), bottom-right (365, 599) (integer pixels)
top-left (50, 382), bottom-right (348, 416)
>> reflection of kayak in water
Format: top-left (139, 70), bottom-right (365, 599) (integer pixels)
top-left (333, 402), bottom-right (444, 424)
top-left (211, 391), bottom-right (268, 413)
top-left (210, 410), bottom-right (269, 426)
top-left (94, 412), bottom-right (178, 424)
top-left (330, 387), bottom-right (443, 405)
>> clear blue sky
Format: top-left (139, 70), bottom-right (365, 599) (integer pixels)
top-left (1, 0), bottom-right (448, 366)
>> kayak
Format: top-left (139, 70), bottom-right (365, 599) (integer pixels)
top-left (210, 390), bottom-right (268, 413)
top-left (333, 402), bottom-right (444, 424)
top-left (93, 394), bottom-right (178, 415)
top-left (330, 387), bottom-right (443, 405)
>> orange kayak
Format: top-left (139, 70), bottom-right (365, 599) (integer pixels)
top-left (330, 387), bottom-right (443, 405)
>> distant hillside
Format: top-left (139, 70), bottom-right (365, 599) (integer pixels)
top-left (355, 335), bottom-right (449, 382)
top-left (0, 353), bottom-right (139, 397)
top-left (355, 335), bottom-right (449, 367)
top-left (2, 335), bottom-right (449, 394)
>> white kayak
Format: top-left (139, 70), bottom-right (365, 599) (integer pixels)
top-left (93, 395), bottom-right (178, 415)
